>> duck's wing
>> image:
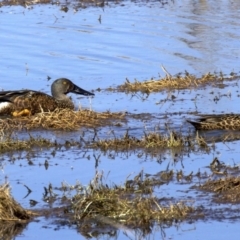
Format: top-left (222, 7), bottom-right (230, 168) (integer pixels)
top-left (0, 90), bottom-right (37, 102)
top-left (187, 114), bottom-right (240, 130)
top-left (0, 90), bottom-right (45, 103)
top-left (193, 114), bottom-right (240, 123)
top-left (0, 90), bottom-right (55, 110)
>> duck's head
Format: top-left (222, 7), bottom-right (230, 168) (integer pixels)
top-left (51, 78), bottom-right (94, 100)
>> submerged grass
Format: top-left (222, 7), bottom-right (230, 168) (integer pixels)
top-left (89, 130), bottom-right (210, 152)
top-left (71, 171), bottom-right (195, 230)
top-left (0, 109), bottom-right (126, 131)
top-left (0, 0), bottom-right (51, 7)
top-left (117, 71), bottom-right (240, 93)
top-left (0, 135), bottom-right (54, 153)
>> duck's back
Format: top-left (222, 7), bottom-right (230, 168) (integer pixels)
top-left (0, 90), bottom-right (74, 115)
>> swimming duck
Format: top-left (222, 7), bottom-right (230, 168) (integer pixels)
top-left (187, 114), bottom-right (240, 130)
top-left (0, 78), bottom-right (94, 117)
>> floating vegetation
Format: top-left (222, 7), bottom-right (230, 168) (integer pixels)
top-left (0, 184), bottom-right (33, 221)
top-left (89, 130), bottom-right (210, 152)
top-left (117, 71), bottom-right (240, 93)
top-left (0, 109), bottom-right (126, 131)
top-left (70, 171), bottom-right (195, 232)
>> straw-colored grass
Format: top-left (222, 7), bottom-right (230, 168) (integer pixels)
top-left (118, 71), bottom-right (239, 93)
top-left (89, 130), bottom-right (209, 151)
top-left (0, 184), bottom-right (33, 221)
top-left (0, 135), bottom-right (53, 153)
top-left (0, 109), bottom-right (126, 131)
top-left (197, 159), bottom-right (240, 203)
top-left (200, 177), bottom-right (240, 193)
top-left (71, 172), bottom-right (195, 229)
top-left (0, 184), bottom-right (33, 239)
top-left (0, 0), bottom-right (105, 8)
top-left (199, 176), bottom-right (240, 203)
top-left (0, 0), bottom-right (51, 7)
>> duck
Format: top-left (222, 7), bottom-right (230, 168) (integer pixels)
top-left (0, 78), bottom-right (94, 117)
top-left (187, 114), bottom-right (240, 130)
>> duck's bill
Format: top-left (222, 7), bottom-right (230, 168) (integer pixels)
top-left (72, 84), bottom-right (94, 96)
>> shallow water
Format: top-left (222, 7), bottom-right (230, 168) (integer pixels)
top-left (1, 0), bottom-right (240, 239)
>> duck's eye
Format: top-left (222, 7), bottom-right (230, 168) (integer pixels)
top-left (63, 81), bottom-right (67, 85)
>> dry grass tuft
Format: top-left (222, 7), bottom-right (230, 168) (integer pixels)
top-left (71, 172), bottom-right (194, 229)
top-left (118, 71), bottom-right (239, 93)
top-left (0, 109), bottom-right (126, 131)
top-left (0, 184), bottom-right (34, 239)
top-left (0, 184), bottom-right (33, 221)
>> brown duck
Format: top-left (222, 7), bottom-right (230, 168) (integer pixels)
top-left (0, 78), bottom-right (94, 116)
top-left (187, 114), bottom-right (240, 130)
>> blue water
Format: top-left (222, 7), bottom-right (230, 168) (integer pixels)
top-left (0, 0), bottom-right (240, 239)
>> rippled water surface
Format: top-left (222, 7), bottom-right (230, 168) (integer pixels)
top-left (1, 0), bottom-right (240, 239)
